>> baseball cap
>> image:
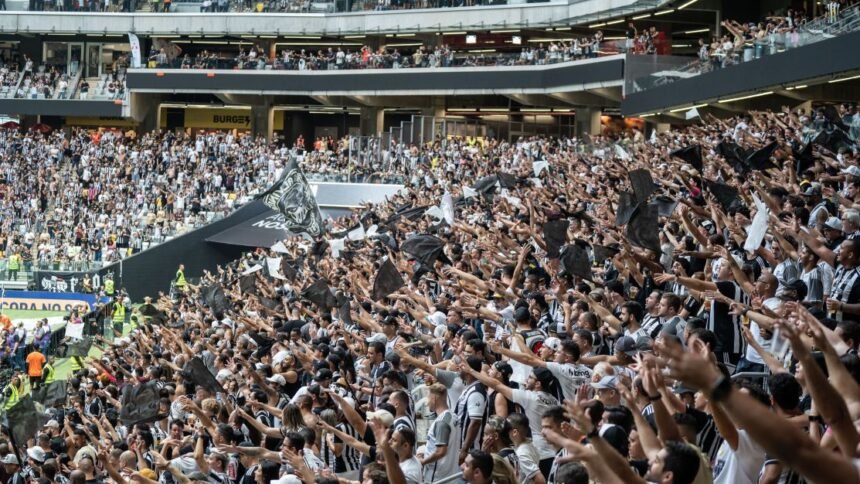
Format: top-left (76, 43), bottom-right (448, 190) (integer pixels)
top-left (314, 369), bottom-right (333, 382)
top-left (614, 336), bottom-right (638, 356)
top-left (44, 419), bottom-right (60, 428)
top-left (26, 447), bottom-right (46, 464)
top-left (365, 409), bottom-right (394, 427)
top-left (366, 333), bottom-right (387, 345)
top-left (266, 374), bottom-right (286, 386)
top-left (801, 183), bottom-right (821, 196)
top-left (824, 217), bottom-right (844, 232)
top-left (840, 165), bottom-right (860, 177)
top-left (591, 375), bottom-right (618, 391)
top-left (543, 337), bottom-right (562, 352)
top-left (2, 454), bottom-right (19, 465)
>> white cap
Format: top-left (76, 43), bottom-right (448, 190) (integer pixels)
top-left (543, 337), bottom-right (562, 352)
top-left (824, 217), bottom-right (844, 232)
top-left (26, 447), bottom-right (46, 463)
top-left (840, 165), bottom-right (860, 177)
top-left (267, 374), bottom-right (286, 386)
top-left (365, 409), bottom-right (394, 427)
top-left (44, 419), bottom-right (60, 428)
top-left (1, 454), bottom-right (19, 465)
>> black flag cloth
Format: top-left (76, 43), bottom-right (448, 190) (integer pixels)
top-left (615, 191), bottom-right (637, 226)
top-left (793, 142), bottom-right (816, 175)
top-left (497, 172), bottom-right (518, 189)
top-left (336, 291), bottom-right (354, 327)
top-left (257, 158), bottom-right (324, 237)
top-left (119, 381), bottom-right (162, 426)
top-left (401, 234), bottom-right (451, 266)
top-left (592, 245), bottom-right (621, 265)
top-left (373, 259), bottom-right (405, 301)
top-left (301, 279), bottom-right (338, 310)
top-left (745, 142), bottom-right (779, 170)
top-left (280, 258), bottom-right (298, 281)
top-left (472, 176), bottom-right (500, 198)
top-left (651, 195), bottom-right (679, 217)
top-left (626, 204), bottom-right (661, 253)
top-left (239, 274), bottom-right (258, 295)
top-left (183, 357), bottom-right (225, 395)
top-left (32, 380), bottom-right (68, 407)
top-left (65, 338), bottom-right (92, 358)
top-left (543, 220), bottom-right (569, 258)
top-left (203, 284), bottom-right (230, 317)
top-left (559, 244), bottom-right (593, 282)
top-left (704, 180), bottom-right (741, 212)
top-left (670, 145), bottom-right (704, 172)
top-left (7, 396), bottom-right (50, 447)
top-left (628, 169), bottom-right (656, 204)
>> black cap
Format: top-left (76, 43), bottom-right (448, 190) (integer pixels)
top-left (314, 369), bottom-right (334, 381)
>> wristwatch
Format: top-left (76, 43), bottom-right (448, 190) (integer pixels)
top-left (708, 375), bottom-right (733, 403)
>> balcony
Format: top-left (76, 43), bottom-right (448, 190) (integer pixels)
top-left (0, 0), bottom-right (667, 35)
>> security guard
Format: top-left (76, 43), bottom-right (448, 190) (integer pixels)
top-left (2, 374), bottom-right (23, 410)
top-left (175, 264), bottom-right (187, 293)
top-left (42, 356), bottom-right (56, 385)
top-left (112, 298), bottom-right (125, 336)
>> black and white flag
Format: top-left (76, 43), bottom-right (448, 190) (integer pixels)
top-left (257, 158), bottom-right (324, 237)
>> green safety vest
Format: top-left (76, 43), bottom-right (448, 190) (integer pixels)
top-left (175, 269), bottom-right (187, 288)
top-left (112, 302), bottom-right (126, 323)
top-left (3, 383), bottom-right (19, 410)
top-left (70, 356), bottom-right (84, 372)
top-left (105, 279), bottom-right (115, 296)
top-left (43, 363), bottom-right (55, 385)
top-left (7, 255), bottom-right (19, 271)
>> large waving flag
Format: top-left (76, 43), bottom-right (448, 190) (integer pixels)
top-left (257, 158), bottom-right (324, 237)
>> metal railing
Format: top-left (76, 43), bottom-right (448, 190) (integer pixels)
top-left (629, 4), bottom-right (860, 94)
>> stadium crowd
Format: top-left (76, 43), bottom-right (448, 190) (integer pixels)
top-left (0, 101), bottom-right (859, 484)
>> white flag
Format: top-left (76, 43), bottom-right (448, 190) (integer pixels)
top-left (744, 194), bottom-right (770, 252)
top-left (347, 224), bottom-right (366, 241)
top-left (329, 238), bottom-right (345, 258)
top-left (685, 107), bottom-right (701, 120)
top-left (266, 257), bottom-right (286, 280)
top-left (615, 145), bottom-right (631, 161)
top-left (270, 241), bottom-right (289, 254)
top-left (533, 160), bottom-right (549, 177)
top-left (441, 192), bottom-right (455, 225)
top-left (650, 129), bottom-right (658, 144)
top-left (463, 187), bottom-right (478, 199)
top-left (425, 206), bottom-right (444, 220)
top-left (128, 33), bottom-right (142, 68)
top-left (241, 264), bottom-right (263, 276)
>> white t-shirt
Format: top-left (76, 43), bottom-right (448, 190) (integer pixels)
top-left (546, 362), bottom-right (592, 401)
top-left (400, 456), bottom-right (423, 484)
top-left (744, 298), bottom-right (780, 365)
top-left (515, 442), bottom-right (541, 484)
top-left (512, 389), bottom-right (559, 459)
top-left (712, 430), bottom-right (765, 484)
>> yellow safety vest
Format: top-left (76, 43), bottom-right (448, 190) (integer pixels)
top-left (7, 255), bottom-right (19, 271)
top-left (70, 356), bottom-right (84, 372)
top-left (43, 363), bottom-right (55, 385)
top-left (104, 279), bottom-right (115, 296)
top-left (175, 269), bottom-right (187, 288)
top-left (3, 383), bottom-right (20, 410)
top-left (112, 302), bottom-right (126, 323)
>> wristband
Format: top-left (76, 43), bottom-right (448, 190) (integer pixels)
top-left (707, 375), bottom-right (733, 403)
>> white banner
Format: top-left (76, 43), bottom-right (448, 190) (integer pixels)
top-left (128, 33), bottom-right (142, 68)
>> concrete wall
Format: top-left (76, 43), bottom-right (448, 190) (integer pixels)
top-left (126, 55), bottom-right (625, 96)
top-left (0, 99), bottom-right (124, 117)
top-left (621, 30), bottom-right (860, 115)
top-left (0, 0), bottom-right (652, 35)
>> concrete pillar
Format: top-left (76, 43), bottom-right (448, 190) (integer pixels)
top-left (421, 97), bottom-right (446, 119)
top-left (575, 108), bottom-right (602, 136)
top-left (251, 103), bottom-right (274, 141)
top-left (359, 107), bottom-right (384, 137)
top-left (130, 92), bottom-right (166, 133)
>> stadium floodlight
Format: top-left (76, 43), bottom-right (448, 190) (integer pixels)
top-left (466, 35), bottom-right (477, 44)
top-left (678, 0), bottom-right (697, 9)
top-left (717, 91), bottom-right (773, 103)
top-left (512, 36), bottom-right (522, 45)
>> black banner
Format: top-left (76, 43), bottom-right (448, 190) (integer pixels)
top-left (119, 381), bottom-right (162, 426)
top-left (33, 267), bottom-right (121, 294)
